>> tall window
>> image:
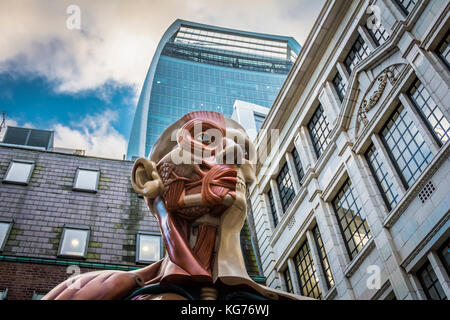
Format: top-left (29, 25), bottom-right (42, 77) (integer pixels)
top-left (294, 240), bottom-right (322, 299)
top-left (284, 268), bottom-right (294, 293)
top-left (332, 72), bottom-right (346, 102)
top-left (366, 22), bottom-right (390, 46)
top-left (436, 31), bottom-right (449, 68)
top-left (267, 190), bottom-right (279, 227)
top-left (417, 261), bottom-right (447, 300)
top-left (332, 178), bottom-right (371, 260)
top-left (292, 147), bottom-right (305, 183)
top-left (312, 225), bottom-right (334, 289)
top-left (438, 239), bottom-right (449, 276)
top-left (365, 144), bottom-right (400, 211)
top-left (344, 35), bottom-right (371, 74)
top-left (395, 0), bottom-right (417, 15)
top-left (254, 112), bottom-right (266, 132)
top-left (381, 104), bottom-right (434, 188)
top-left (276, 163), bottom-right (296, 213)
top-left (408, 78), bottom-right (449, 145)
top-left (308, 105), bottom-right (332, 158)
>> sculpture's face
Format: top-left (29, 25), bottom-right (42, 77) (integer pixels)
top-left (155, 111), bottom-right (255, 221)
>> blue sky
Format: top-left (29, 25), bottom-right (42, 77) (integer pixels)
top-left (0, 0), bottom-right (324, 159)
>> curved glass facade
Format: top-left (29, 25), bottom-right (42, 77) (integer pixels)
top-left (127, 20), bottom-right (300, 159)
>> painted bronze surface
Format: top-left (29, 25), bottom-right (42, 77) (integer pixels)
top-left (43, 111), bottom-right (310, 300)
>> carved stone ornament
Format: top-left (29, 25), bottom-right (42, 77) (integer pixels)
top-left (357, 65), bottom-right (399, 127)
top-left (42, 111), bottom-right (312, 300)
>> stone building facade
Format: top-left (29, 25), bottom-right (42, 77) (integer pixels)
top-left (0, 143), bottom-right (262, 299)
top-left (249, 0), bottom-right (449, 300)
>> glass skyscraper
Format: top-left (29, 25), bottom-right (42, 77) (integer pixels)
top-left (127, 19), bottom-right (300, 159)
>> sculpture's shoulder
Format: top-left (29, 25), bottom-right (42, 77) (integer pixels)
top-left (42, 270), bottom-right (144, 300)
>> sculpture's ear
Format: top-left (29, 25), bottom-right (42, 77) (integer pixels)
top-left (131, 158), bottom-right (163, 199)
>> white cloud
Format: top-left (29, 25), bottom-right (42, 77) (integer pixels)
top-left (52, 110), bottom-right (127, 160)
top-left (0, 0), bottom-right (325, 100)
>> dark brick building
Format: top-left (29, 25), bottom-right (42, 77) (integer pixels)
top-left (0, 129), bottom-right (263, 300)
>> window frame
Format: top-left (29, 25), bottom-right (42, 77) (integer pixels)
top-left (312, 225), bottom-right (334, 289)
top-left (57, 224), bottom-right (90, 259)
top-left (135, 231), bottom-right (163, 264)
top-left (284, 268), bottom-right (294, 294)
top-left (72, 167), bottom-right (100, 193)
top-left (0, 288), bottom-right (8, 300)
top-left (308, 104), bottom-right (332, 159)
top-left (435, 30), bottom-right (450, 69)
top-left (437, 238), bottom-right (449, 277)
top-left (0, 217), bottom-right (13, 253)
top-left (291, 147), bottom-right (305, 184)
top-left (407, 78), bottom-right (449, 147)
top-left (417, 260), bottom-right (447, 300)
top-left (332, 178), bottom-right (372, 261)
top-left (32, 291), bottom-right (46, 300)
top-left (332, 72), bottom-right (346, 102)
top-left (365, 144), bottom-right (399, 212)
top-left (380, 103), bottom-right (434, 189)
top-left (343, 35), bottom-right (371, 75)
top-left (366, 22), bottom-right (390, 47)
top-left (276, 162), bottom-right (296, 213)
top-left (293, 239), bottom-right (322, 299)
top-left (267, 189), bottom-right (279, 228)
top-left (394, 0), bottom-right (417, 16)
top-left (2, 159), bottom-right (35, 186)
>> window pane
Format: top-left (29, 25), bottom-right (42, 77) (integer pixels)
top-left (366, 22), bottom-right (390, 46)
top-left (276, 163), bottom-right (296, 213)
top-left (5, 162), bottom-right (33, 184)
top-left (294, 240), bottom-right (322, 299)
top-left (268, 190), bottom-right (279, 227)
top-left (365, 144), bottom-right (400, 211)
top-left (408, 78), bottom-right (449, 144)
top-left (344, 35), bottom-right (371, 74)
top-left (74, 169), bottom-right (99, 191)
top-left (332, 178), bottom-right (372, 260)
top-left (395, 0), bottom-right (417, 15)
top-left (292, 147), bottom-right (305, 183)
top-left (439, 239), bottom-right (450, 276)
top-left (381, 104), bottom-right (434, 187)
top-left (60, 229), bottom-right (88, 257)
top-left (436, 31), bottom-right (450, 68)
top-left (138, 234), bottom-right (161, 262)
top-left (0, 222), bottom-right (11, 249)
top-left (254, 112), bottom-right (266, 132)
top-left (284, 269), bottom-right (293, 293)
top-left (308, 104), bottom-right (332, 158)
top-left (332, 72), bottom-right (346, 102)
top-left (418, 261), bottom-right (447, 300)
top-left (312, 225), bottom-right (334, 289)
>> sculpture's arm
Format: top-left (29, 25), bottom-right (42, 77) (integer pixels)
top-left (42, 270), bottom-right (144, 300)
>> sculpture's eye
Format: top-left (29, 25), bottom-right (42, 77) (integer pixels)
top-left (196, 132), bottom-right (214, 145)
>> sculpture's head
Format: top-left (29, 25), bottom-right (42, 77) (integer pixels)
top-left (131, 111), bottom-right (256, 282)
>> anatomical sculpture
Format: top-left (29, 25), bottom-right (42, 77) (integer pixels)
top-left (43, 111), bottom-right (308, 300)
